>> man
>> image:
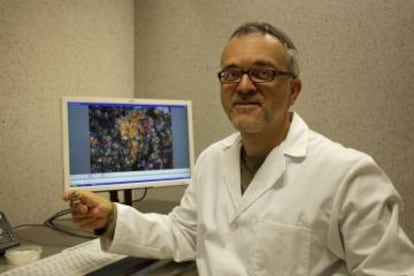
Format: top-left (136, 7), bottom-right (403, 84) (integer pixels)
top-left (64, 22), bottom-right (414, 275)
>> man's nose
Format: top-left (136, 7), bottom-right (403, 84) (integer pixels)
top-left (236, 73), bottom-right (256, 94)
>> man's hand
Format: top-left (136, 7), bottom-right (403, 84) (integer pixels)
top-left (62, 190), bottom-right (114, 230)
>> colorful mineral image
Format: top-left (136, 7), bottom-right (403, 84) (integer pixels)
top-left (88, 106), bottom-right (173, 173)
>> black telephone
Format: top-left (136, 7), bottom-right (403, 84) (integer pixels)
top-left (0, 212), bottom-right (20, 255)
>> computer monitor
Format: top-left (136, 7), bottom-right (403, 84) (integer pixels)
top-left (61, 96), bottom-right (194, 203)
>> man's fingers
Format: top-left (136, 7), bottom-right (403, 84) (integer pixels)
top-left (70, 202), bottom-right (89, 214)
top-left (71, 206), bottom-right (102, 218)
top-left (63, 189), bottom-right (113, 230)
top-left (62, 190), bottom-right (71, 201)
top-left (77, 191), bottom-right (99, 209)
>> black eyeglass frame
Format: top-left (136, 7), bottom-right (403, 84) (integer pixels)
top-left (217, 67), bottom-right (297, 84)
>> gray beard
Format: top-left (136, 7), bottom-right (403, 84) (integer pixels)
top-left (231, 115), bottom-right (267, 134)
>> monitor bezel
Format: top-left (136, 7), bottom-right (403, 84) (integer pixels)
top-left (61, 96), bottom-right (194, 192)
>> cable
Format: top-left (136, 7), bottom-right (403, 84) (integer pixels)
top-left (13, 224), bottom-right (46, 231)
top-left (133, 188), bottom-right (148, 203)
top-left (12, 211), bottom-right (95, 243)
top-left (43, 208), bottom-right (96, 239)
top-left (32, 188), bottom-right (147, 239)
top-left (44, 220), bottom-right (96, 239)
top-left (45, 208), bottom-right (72, 222)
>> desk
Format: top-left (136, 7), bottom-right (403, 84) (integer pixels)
top-left (0, 222), bottom-right (89, 273)
top-left (0, 200), bottom-right (198, 275)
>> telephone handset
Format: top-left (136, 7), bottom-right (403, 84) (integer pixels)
top-left (0, 212), bottom-right (20, 255)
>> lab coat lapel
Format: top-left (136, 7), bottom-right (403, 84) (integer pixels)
top-left (236, 146), bottom-right (286, 218)
top-left (223, 137), bottom-right (243, 210)
top-left (223, 112), bottom-right (308, 223)
top-left (237, 112), bottom-right (308, 214)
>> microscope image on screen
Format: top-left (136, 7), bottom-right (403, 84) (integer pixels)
top-left (89, 106), bottom-right (174, 173)
top-left (62, 97), bottom-right (193, 191)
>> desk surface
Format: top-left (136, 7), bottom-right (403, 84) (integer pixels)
top-left (0, 200), bottom-right (198, 275)
top-left (0, 222), bottom-right (89, 273)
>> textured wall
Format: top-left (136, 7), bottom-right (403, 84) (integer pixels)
top-left (0, 0), bottom-right (135, 225)
top-left (134, 0), bottom-right (414, 240)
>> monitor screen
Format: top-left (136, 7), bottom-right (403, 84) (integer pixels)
top-left (61, 96), bottom-right (194, 192)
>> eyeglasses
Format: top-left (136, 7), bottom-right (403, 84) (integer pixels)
top-left (217, 67), bottom-right (296, 84)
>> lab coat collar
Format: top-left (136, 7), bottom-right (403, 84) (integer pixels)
top-left (220, 112), bottom-right (309, 219)
top-left (282, 112), bottom-right (308, 158)
top-left (219, 112), bottom-right (309, 159)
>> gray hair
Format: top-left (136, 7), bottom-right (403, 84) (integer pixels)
top-left (230, 22), bottom-right (300, 77)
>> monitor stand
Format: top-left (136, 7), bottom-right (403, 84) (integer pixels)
top-left (109, 190), bottom-right (133, 206)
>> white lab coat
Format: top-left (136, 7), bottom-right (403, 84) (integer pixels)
top-left (102, 113), bottom-right (414, 275)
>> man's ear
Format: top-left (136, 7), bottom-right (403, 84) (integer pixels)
top-left (288, 78), bottom-right (302, 106)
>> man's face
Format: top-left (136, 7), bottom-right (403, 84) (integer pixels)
top-left (220, 33), bottom-right (301, 135)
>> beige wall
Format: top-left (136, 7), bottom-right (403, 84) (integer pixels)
top-left (0, 0), bottom-right (135, 224)
top-left (134, 0), bottom-right (414, 240)
top-left (0, 0), bottom-right (412, 243)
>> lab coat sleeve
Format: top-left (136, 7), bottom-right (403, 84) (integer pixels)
top-left (328, 155), bottom-right (414, 275)
top-left (100, 177), bottom-right (198, 261)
